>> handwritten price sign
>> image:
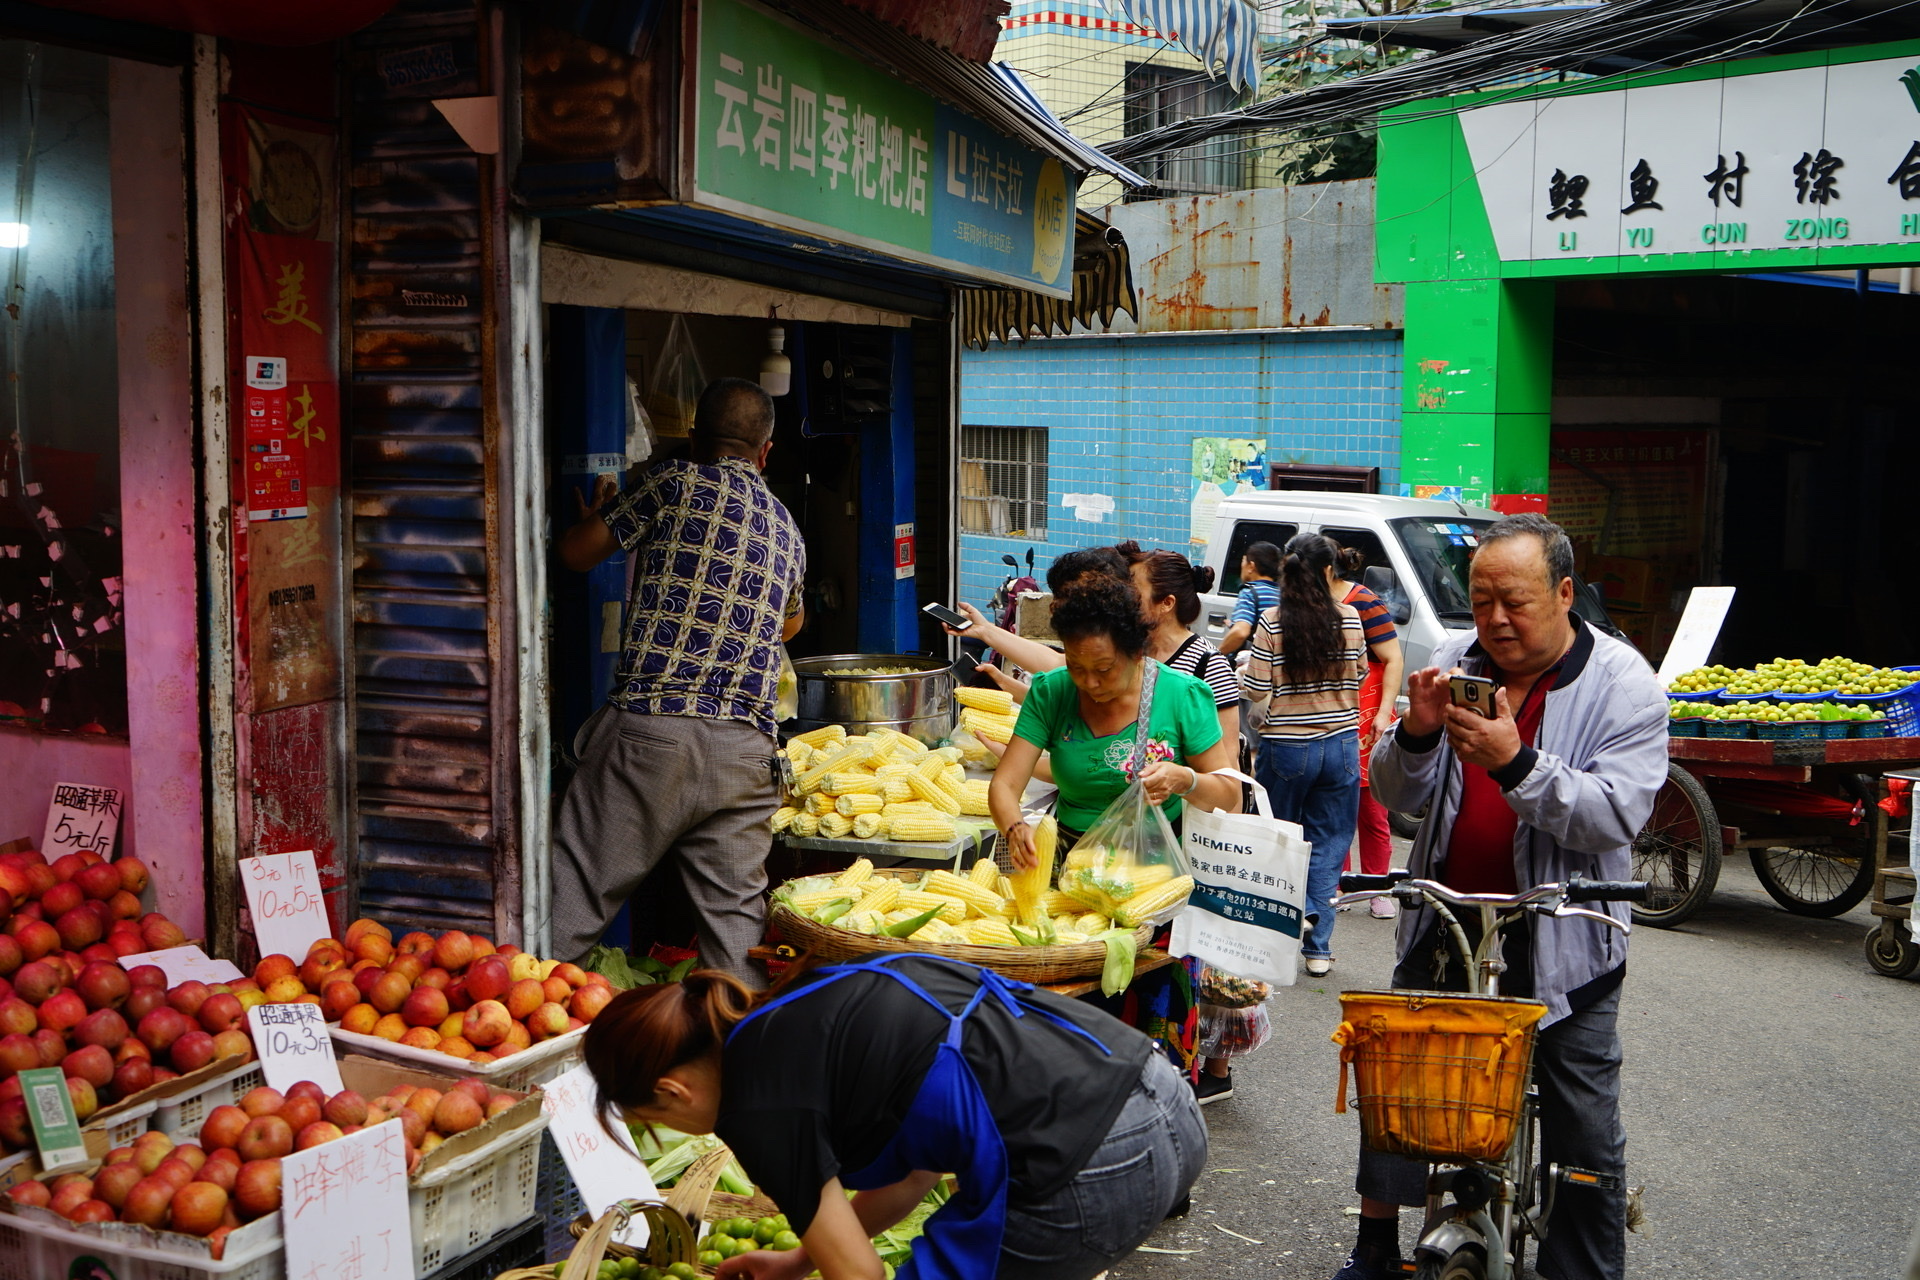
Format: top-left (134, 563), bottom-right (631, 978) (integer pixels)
top-left (247, 1001), bottom-right (343, 1095)
top-left (43, 782), bottom-right (122, 862)
top-left (542, 1063), bottom-right (654, 1246)
top-left (239, 850), bottom-right (332, 961)
top-left (283, 1119), bottom-right (413, 1280)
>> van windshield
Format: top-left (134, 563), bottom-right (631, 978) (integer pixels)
top-left (1389, 517), bottom-right (1489, 627)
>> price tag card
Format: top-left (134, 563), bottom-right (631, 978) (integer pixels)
top-left (1656, 586), bottom-right (1738, 685)
top-left (42, 782), bottom-right (122, 861)
top-left (118, 945), bottom-right (244, 986)
top-left (248, 1002), bottom-right (343, 1095)
top-left (238, 849), bottom-right (332, 961)
top-left (18, 1066), bottom-right (87, 1171)
top-left (282, 1120), bottom-right (413, 1280)
top-left (541, 1063), bottom-right (655, 1246)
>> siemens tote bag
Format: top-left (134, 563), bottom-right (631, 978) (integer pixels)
top-left (1168, 768), bottom-right (1311, 986)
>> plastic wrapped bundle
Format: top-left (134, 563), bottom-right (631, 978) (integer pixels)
top-left (1199, 1002), bottom-right (1273, 1059)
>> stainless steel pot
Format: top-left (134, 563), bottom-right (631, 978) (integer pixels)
top-left (789, 653), bottom-right (955, 745)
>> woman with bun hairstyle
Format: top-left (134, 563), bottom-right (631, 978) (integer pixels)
top-left (583, 961), bottom-right (1206, 1280)
top-left (1240, 533), bottom-right (1366, 976)
top-left (1121, 546), bottom-right (1240, 742)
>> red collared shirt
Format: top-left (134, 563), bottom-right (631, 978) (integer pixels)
top-left (1443, 664), bottom-right (1560, 894)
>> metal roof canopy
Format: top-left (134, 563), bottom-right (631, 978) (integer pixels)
top-left (1324, 0), bottom-right (1920, 71)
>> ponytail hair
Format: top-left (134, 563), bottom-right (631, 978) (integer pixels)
top-left (1334, 545), bottom-right (1368, 581)
top-left (1124, 547), bottom-right (1215, 626)
top-left (582, 968), bottom-right (755, 1135)
top-left (1242, 541), bottom-right (1282, 582)
top-left (1275, 533), bottom-right (1345, 686)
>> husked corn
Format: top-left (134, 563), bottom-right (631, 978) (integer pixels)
top-left (1112, 876), bottom-right (1195, 928)
top-left (1039, 890), bottom-right (1081, 919)
top-left (966, 858), bottom-right (999, 887)
top-left (789, 887), bottom-right (852, 914)
top-left (889, 814), bottom-right (959, 842)
top-left (789, 724), bottom-right (846, 750)
top-left (783, 742), bottom-right (813, 771)
top-left (1054, 930), bottom-right (1089, 945)
top-left (796, 740), bottom-right (875, 792)
top-left (925, 869), bottom-right (1007, 918)
top-left (883, 775), bottom-right (915, 804)
top-left (852, 814), bottom-right (884, 840)
top-left (821, 772), bottom-right (884, 797)
top-left (836, 793), bottom-right (884, 816)
top-left (770, 807), bottom-right (799, 834)
top-left (882, 801), bottom-right (938, 818)
top-left (961, 709), bottom-right (1020, 743)
top-left (959, 779), bottom-right (993, 816)
top-left (965, 918), bottom-right (1019, 947)
top-left (887, 730), bottom-right (930, 757)
top-left (817, 813), bottom-right (854, 838)
top-left (1075, 911), bottom-right (1110, 934)
top-left (943, 763), bottom-right (967, 791)
top-left (931, 746), bottom-right (964, 764)
top-left (895, 890), bottom-right (966, 924)
top-left (835, 858), bottom-right (874, 887)
top-left (789, 812), bottom-right (820, 838)
top-left (843, 910), bottom-right (881, 935)
top-left (903, 768), bottom-right (962, 814)
top-left (857, 879), bottom-right (901, 913)
top-left (806, 794), bottom-right (836, 816)
top-left (955, 686), bottom-right (1014, 715)
top-left (995, 875), bottom-right (1015, 902)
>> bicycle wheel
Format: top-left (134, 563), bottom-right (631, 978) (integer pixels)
top-left (1389, 807), bottom-right (1425, 841)
top-left (1864, 921), bottom-right (1920, 977)
top-left (1414, 1252), bottom-right (1486, 1280)
top-left (1749, 840), bottom-right (1874, 917)
top-left (1630, 764), bottom-right (1722, 927)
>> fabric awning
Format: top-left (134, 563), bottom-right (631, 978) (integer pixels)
top-left (959, 211), bottom-right (1138, 349)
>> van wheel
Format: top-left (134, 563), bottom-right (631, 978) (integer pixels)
top-left (1388, 808), bottom-right (1424, 841)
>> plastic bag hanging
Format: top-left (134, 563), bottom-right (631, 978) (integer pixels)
top-left (646, 314), bottom-right (706, 439)
top-left (1057, 780), bottom-right (1194, 929)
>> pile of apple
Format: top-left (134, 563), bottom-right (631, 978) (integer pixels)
top-left (4, 1075), bottom-right (519, 1258)
top-left (280, 918), bottom-right (615, 1064)
top-left (0, 847), bottom-right (189, 967)
top-left (0, 960), bottom-right (269, 1153)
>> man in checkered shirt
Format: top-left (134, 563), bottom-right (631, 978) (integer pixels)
top-left (553, 377), bottom-right (806, 980)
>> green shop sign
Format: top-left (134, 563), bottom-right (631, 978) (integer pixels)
top-left (693, 0), bottom-right (1076, 296)
top-left (1379, 39), bottom-right (1920, 281)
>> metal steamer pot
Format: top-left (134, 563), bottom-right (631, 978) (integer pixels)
top-left (788, 654), bottom-right (955, 745)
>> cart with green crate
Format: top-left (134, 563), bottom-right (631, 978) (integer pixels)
top-left (1639, 658), bottom-right (1920, 931)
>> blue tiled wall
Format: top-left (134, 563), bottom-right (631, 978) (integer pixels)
top-left (955, 329), bottom-right (1403, 610)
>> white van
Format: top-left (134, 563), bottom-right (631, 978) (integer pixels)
top-left (1196, 492), bottom-right (1623, 678)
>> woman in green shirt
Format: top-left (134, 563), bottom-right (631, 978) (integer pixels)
top-left (989, 576), bottom-right (1240, 863)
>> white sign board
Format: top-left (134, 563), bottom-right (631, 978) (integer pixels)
top-left (239, 850), bottom-right (332, 961)
top-left (282, 1120), bottom-right (413, 1280)
top-left (247, 1002), bottom-right (344, 1096)
top-left (118, 945), bottom-right (244, 986)
top-left (1656, 587), bottom-right (1739, 685)
top-left (1460, 54), bottom-right (1920, 262)
top-left (541, 1063), bottom-right (655, 1247)
top-left (42, 782), bottom-right (122, 861)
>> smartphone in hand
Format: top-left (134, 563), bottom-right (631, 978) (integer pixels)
top-left (1448, 674), bottom-right (1499, 719)
top-left (922, 602), bottom-right (972, 630)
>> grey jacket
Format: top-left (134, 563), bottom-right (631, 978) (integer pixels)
top-left (1369, 617), bottom-right (1668, 1025)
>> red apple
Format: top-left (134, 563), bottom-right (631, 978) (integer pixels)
top-left (278, 1094), bottom-right (322, 1133)
top-left (137, 1005), bottom-right (191, 1053)
top-left (0, 934), bottom-right (21, 977)
top-left (38, 989), bottom-right (86, 1032)
top-left (65, 1075), bottom-right (97, 1120)
top-left (114, 856), bottom-right (150, 893)
top-left (72, 1008), bottom-right (128, 1051)
top-left (570, 983), bottom-right (613, 1022)
top-left (431, 930), bottom-right (474, 973)
top-left (169, 1181), bottom-right (228, 1236)
top-left (401, 986), bottom-right (449, 1028)
top-left (296, 1121), bottom-right (344, 1150)
top-left (111, 1056), bottom-right (154, 1098)
top-left (527, 1001), bottom-right (570, 1040)
top-left (61, 1043), bottom-right (114, 1088)
top-left (33, 1027), bottom-right (65, 1065)
top-left (198, 992), bottom-right (244, 1034)
top-left (199, 1147), bottom-right (241, 1192)
top-left (201, 1104), bottom-right (251, 1150)
top-left (167, 980), bottom-right (211, 1018)
top-left (0, 1096), bottom-right (29, 1146)
top-left (323, 1090), bottom-right (368, 1128)
top-left (75, 861), bottom-right (121, 901)
top-left (41, 879), bottom-right (83, 917)
top-left (465, 955), bottom-right (511, 1003)
top-left (121, 1175), bottom-right (174, 1228)
top-left (124, 985), bottom-right (167, 1022)
top-left (211, 1029), bottom-right (253, 1062)
top-left (320, 980), bottom-right (359, 1021)
top-left (13, 960), bottom-right (61, 1003)
top-left (240, 1085), bottom-right (284, 1117)
top-left (0, 1033), bottom-right (39, 1078)
top-left (140, 914), bottom-right (187, 950)
top-left (93, 1160), bottom-right (144, 1210)
top-left (235, 1114), bottom-right (293, 1161)
top-left (170, 1029), bottom-right (217, 1074)
top-left (127, 964), bottom-right (167, 988)
top-left (232, 1157), bottom-right (282, 1218)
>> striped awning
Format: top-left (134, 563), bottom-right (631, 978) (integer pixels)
top-left (1102, 0), bottom-right (1261, 93)
top-left (959, 211), bottom-right (1138, 348)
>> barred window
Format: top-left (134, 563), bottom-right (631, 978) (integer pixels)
top-left (960, 426), bottom-right (1048, 536)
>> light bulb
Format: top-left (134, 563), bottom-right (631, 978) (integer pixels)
top-left (759, 325), bottom-right (791, 397)
top-left (0, 224), bottom-right (29, 248)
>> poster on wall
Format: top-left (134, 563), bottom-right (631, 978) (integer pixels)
top-left (1189, 438), bottom-right (1267, 545)
top-left (243, 356), bottom-right (306, 521)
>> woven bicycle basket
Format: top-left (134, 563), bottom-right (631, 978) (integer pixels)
top-left (770, 869), bottom-right (1155, 984)
top-left (1332, 990), bottom-right (1547, 1163)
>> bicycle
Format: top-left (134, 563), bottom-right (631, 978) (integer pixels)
top-left (1330, 872), bottom-right (1649, 1280)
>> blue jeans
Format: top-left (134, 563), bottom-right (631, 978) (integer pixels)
top-left (1255, 731), bottom-right (1360, 959)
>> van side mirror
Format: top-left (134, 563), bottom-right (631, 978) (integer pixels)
top-left (1364, 566), bottom-right (1411, 627)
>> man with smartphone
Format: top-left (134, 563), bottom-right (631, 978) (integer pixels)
top-left (1329, 513), bottom-right (1667, 1280)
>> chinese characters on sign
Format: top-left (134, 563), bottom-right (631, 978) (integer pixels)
top-left (43, 782), bottom-right (122, 861)
top-left (542, 1064), bottom-right (655, 1247)
top-left (240, 849), bottom-right (333, 962)
top-left (282, 1121), bottom-right (413, 1280)
top-left (248, 1002), bottom-right (344, 1094)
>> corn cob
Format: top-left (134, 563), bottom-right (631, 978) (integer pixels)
top-left (902, 769), bottom-right (962, 815)
top-left (895, 890), bottom-right (966, 924)
top-left (843, 910), bottom-right (881, 935)
top-left (943, 762), bottom-right (967, 790)
top-left (789, 724), bottom-right (846, 750)
top-left (782, 742), bottom-right (813, 772)
top-left (796, 740), bottom-right (875, 793)
top-left (770, 806), bottom-right (799, 834)
top-left (1010, 815), bottom-right (1057, 927)
top-left (966, 858), bottom-right (999, 888)
top-left (1040, 890), bottom-right (1081, 919)
top-left (1111, 876), bottom-right (1195, 928)
top-left (920, 919), bottom-right (970, 945)
top-left (959, 779), bottom-right (993, 816)
top-left (887, 730), bottom-right (930, 757)
top-left (805, 793), bottom-right (836, 816)
top-left (965, 918), bottom-right (1019, 947)
top-left (852, 813), bottom-right (884, 840)
top-left (1052, 912), bottom-right (1081, 932)
top-left (790, 812), bottom-right (820, 838)
top-left (931, 746), bottom-right (964, 765)
top-left (1075, 911), bottom-right (1110, 934)
top-left (835, 793), bottom-right (884, 816)
top-left (889, 814), bottom-right (959, 843)
top-left (857, 879), bottom-right (901, 913)
top-left (925, 869), bottom-right (1008, 918)
top-left (962, 709), bottom-right (1020, 743)
top-left (1053, 930), bottom-right (1089, 945)
top-left (788, 887), bottom-right (852, 915)
top-left (835, 858), bottom-right (875, 887)
top-left (863, 735), bottom-right (899, 765)
top-left (821, 772), bottom-right (884, 797)
top-left (882, 774), bottom-right (915, 804)
top-left (818, 813), bottom-right (854, 838)
top-left (882, 800), bottom-right (938, 818)
top-left (995, 874), bottom-right (1015, 901)
top-left (955, 686), bottom-right (1014, 715)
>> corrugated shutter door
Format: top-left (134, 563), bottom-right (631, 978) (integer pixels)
top-left (346, 1), bottom-right (506, 935)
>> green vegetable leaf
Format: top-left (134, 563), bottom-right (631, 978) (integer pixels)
top-left (1100, 928), bottom-right (1137, 998)
top-left (668, 956), bottom-right (698, 983)
top-left (582, 944), bottom-right (650, 989)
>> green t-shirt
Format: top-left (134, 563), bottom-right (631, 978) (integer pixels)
top-left (1011, 661), bottom-right (1223, 834)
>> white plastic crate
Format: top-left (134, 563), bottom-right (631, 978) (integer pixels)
top-left (0, 1203), bottom-right (282, 1280)
top-left (98, 1097), bottom-right (159, 1150)
top-left (329, 1022), bottom-right (586, 1089)
top-left (409, 1116), bottom-right (545, 1273)
top-left (149, 1059), bottom-right (268, 1142)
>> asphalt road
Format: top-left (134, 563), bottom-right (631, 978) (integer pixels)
top-left (1113, 853), bottom-right (1920, 1280)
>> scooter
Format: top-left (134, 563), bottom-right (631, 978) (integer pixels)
top-left (957, 549), bottom-right (1036, 687)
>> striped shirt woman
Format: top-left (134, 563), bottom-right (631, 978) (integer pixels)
top-left (1240, 604), bottom-right (1365, 739)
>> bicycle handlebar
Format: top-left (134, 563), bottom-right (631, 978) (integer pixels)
top-left (1332, 873), bottom-right (1648, 914)
top-left (1563, 879), bottom-right (1650, 904)
top-left (1337, 871), bottom-right (1410, 893)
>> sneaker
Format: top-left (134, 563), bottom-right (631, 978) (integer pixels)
top-left (1329, 1244), bottom-right (1405, 1280)
top-left (1195, 1071), bottom-right (1234, 1105)
top-left (1305, 955), bottom-right (1334, 977)
top-left (1369, 896), bottom-right (1398, 920)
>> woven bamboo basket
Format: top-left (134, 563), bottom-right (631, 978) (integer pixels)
top-left (769, 868), bottom-right (1155, 983)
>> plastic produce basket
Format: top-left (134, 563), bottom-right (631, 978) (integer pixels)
top-left (422, 1214), bottom-right (545, 1280)
top-left (409, 1106), bottom-right (547, 1274)
top-left (150, 1058), bottom-right (266, 1141)
top-left (1815, 720), bottom-right (1850, 739)
top-left (1703, 719), bottom-right (1753, 739)
top-left (1836, 673), bottom-right (1920, 737)
top-left (1667, 718), bottom-right (1704, 738)
top-left (1771, 689), bottom-right (1836, 703)
top-left (1853, 720), bottom-right (1893, 739)
top-left (1666, 688), bottom-right (1722, 703)
top-left (329, 1023), bottom-right (587, 1090)
top-left (0, 1203), bottom-right (282, 1280)
top-left (1755, 720), bottom-right (1823, 740)
top-left (537, 1129), bottom-right (585, 1265)
top-left (1333, 991), bottom-right (1546, 1163)
top-left (1715, 688), bottom-right (1778, 704)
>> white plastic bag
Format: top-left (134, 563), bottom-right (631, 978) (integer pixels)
top-left (1168, 768), bottom-right (1310, 986)
top-left (645, 314), bottom-right (705, 438)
